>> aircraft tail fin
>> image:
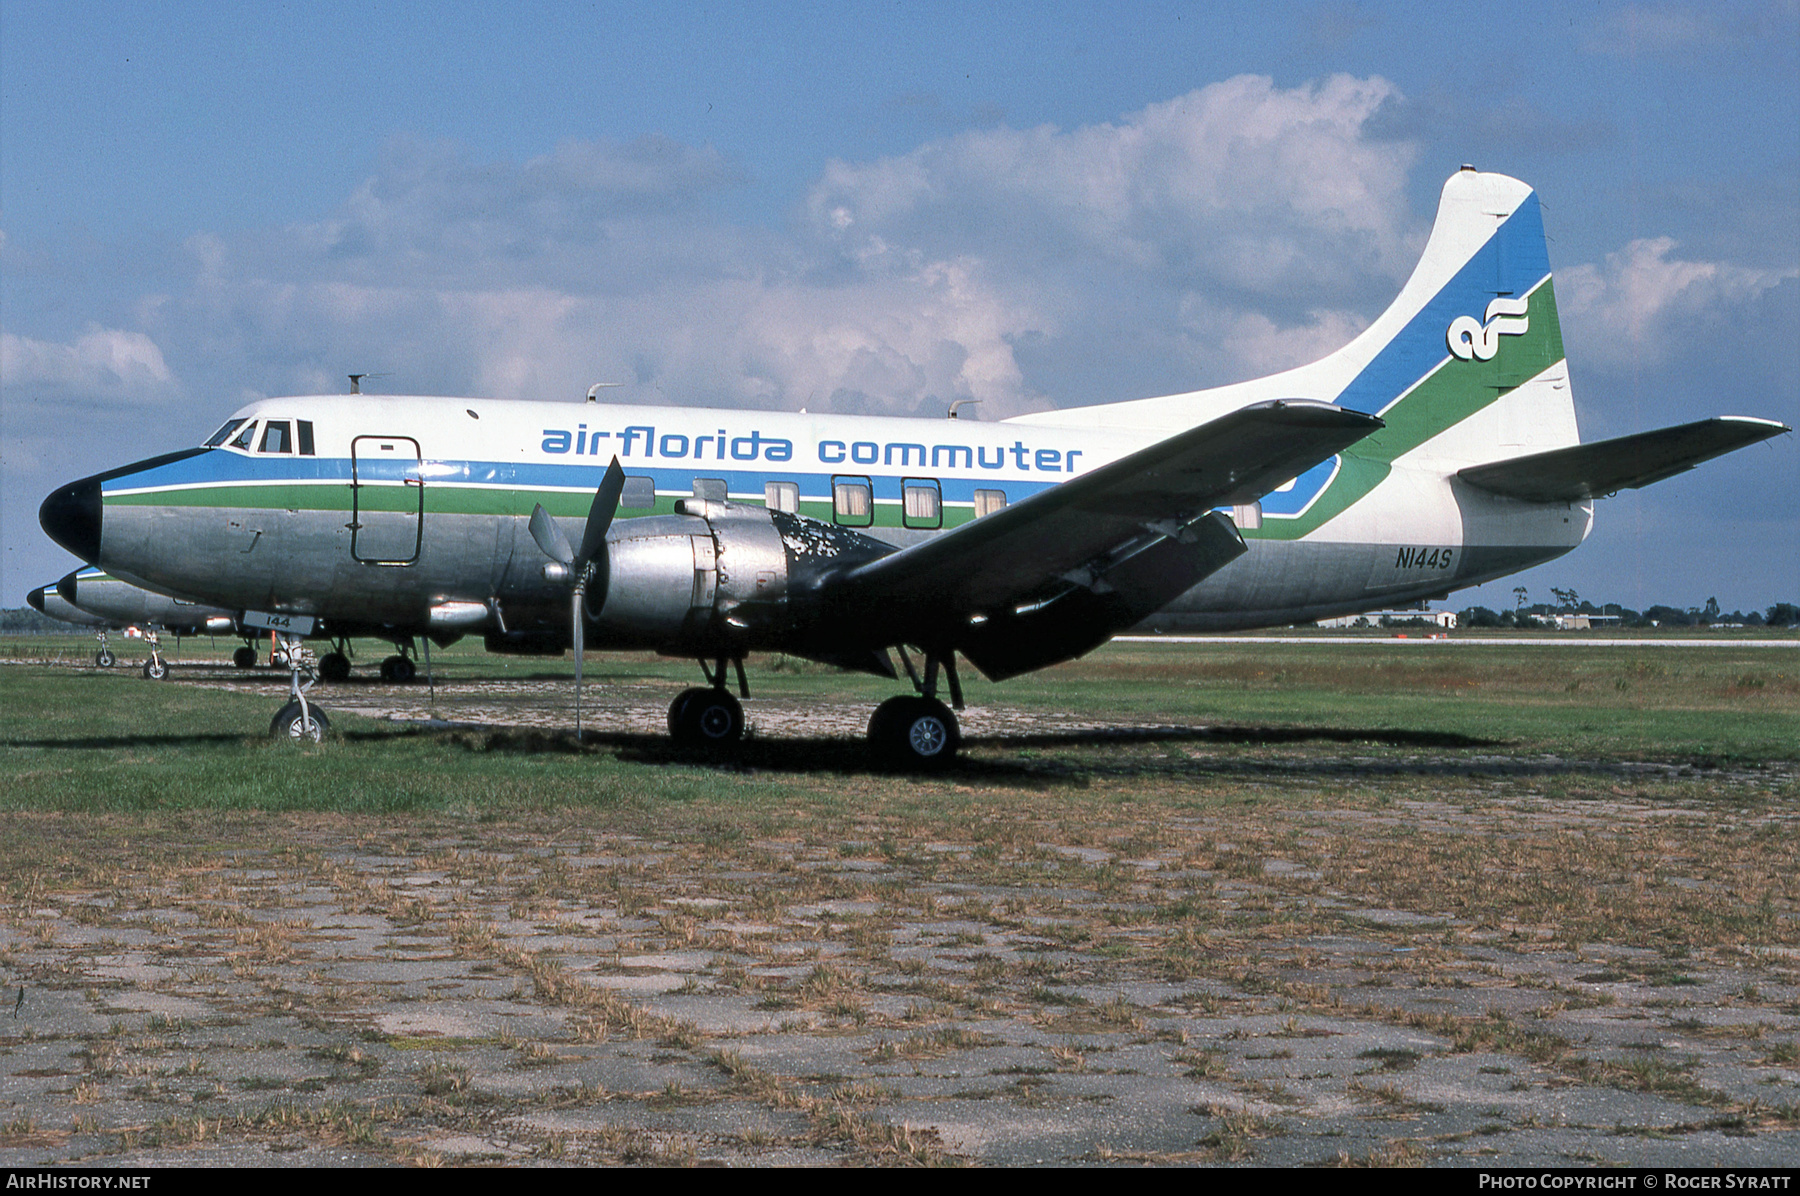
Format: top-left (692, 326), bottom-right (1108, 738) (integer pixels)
top-left (1014, 167), bottom-right (1580, 470)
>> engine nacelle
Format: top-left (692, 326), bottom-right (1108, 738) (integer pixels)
top-left (590, 500), bottom-right (890, 653)
top-left (592, 500), bottom-right (790, 648)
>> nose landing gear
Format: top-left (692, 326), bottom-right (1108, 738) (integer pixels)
top-left (268, 632), bottom-right (328, 742)
top-left (140, 629), bottom-right (168, 681)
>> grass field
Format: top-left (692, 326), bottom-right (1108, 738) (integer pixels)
top-left (1, 634), bottom-right (1796, 1165)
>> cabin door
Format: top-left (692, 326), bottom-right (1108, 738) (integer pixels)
top-left (349, 436), bottom-right (424, 564)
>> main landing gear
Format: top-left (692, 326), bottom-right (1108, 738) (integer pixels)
top-left (668, 657), bottom-right (748, 747)
top-left (868, 646), bottom-right (962, 769)
top-left (317, 638), bottom-right (353, 683)
top-left (378, 645), bottom-right (418, 683)
top-left (94, 630), bottom-right (116, 669)
top-left (268, 632), bottom-right (329, 742)
top-left (661, 648), bottom-right (964, 768)
top-left (233, 643), bottom-right (258, 669)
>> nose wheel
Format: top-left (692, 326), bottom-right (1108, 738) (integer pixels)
top-left (140, 630), bottom-right (168, 681)
top-left (271, 700), bottom-right (330, 741)
top-left (268, 632), bottom-right (329, 742)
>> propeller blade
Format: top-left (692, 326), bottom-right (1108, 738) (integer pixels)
top-left (572, 587), bottom-right (585, 737)
top-left (529, 503), bottom-right (575, 567)
top-left (575, 457), bottom-right (626, 568)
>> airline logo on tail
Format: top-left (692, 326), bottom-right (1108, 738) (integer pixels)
top-left (1446, 297), bottom-right (1532, 361)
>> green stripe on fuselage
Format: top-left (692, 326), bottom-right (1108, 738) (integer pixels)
top-left (104, 483), bottom-right (978, 530)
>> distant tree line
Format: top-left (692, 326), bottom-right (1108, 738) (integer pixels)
top-left (0, 608), bottom-right (66, 633)
top-left (1457, 589), bottom-right (1800, 630)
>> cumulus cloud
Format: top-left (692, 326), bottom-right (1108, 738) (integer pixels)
top-left (101, 75), bottom-right (1423, 421)
top-left (1, 326), bottom-right (177, 400)
top-left (807, 74), bottom-right (1418, 301)
top-left (1558, 236), bottom-right (1799, 369)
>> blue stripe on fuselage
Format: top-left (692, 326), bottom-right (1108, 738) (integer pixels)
top-left (98, 448), bottom-right (1062, 508)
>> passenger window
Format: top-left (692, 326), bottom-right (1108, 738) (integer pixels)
top-left (692, 477), bottom-right (727, 501)
top-left (902, 479), bottom-right (941, 529)
top-left (206, 419), bottom-right (247, 447)
top-left (764, 481), bottom-right (799, 514)
top-left (832, 476), bottom-right (873, 527)
top-left (229, 422), bottom-right (257, 451)
top-left (620, 476), bottom-right (657, 509)
top-left (974, 489), bottom-right (1007, 518)
top-left (259, 421), bottom-right (293, 453)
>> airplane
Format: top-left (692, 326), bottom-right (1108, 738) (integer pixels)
top-left (28, 569), bottom-right (238, 675)
top-left (37, 168), bottom-right (1790, 760)
top-left (25, 578), bottom-right (116, 664)
top-left (51, 568), bottom-right (438, 681)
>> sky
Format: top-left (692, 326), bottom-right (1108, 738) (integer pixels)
top-left (3, 0), bottom-right (1796, 615)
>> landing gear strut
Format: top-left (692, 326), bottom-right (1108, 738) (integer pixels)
top-left (669, 656), bottom-right (747, 747)
top-left (269, 632), bottom-right (329, 742)
top-left (95, 630), bottom-right (116, 668)
top-left (869, 646), bottom-right (962, 768)
top-left (141, 629), bottom-right (169, 681)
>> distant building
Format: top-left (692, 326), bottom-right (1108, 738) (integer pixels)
top-left (1551, 614), bottom-right (1621, 630)
top-left (1316, 609), bottom-right (1457, 629)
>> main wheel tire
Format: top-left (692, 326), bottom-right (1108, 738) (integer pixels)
top-left (142, 657), bottom-right (169, 681)
top-left (379, 654), bottom-right (416, 683)
top-left (869, 696), bottom-right (960, 768)
top-left (672, 687), bottom-right (744, 746)
top-left (233, 645), bottom-right (257, 669)
top-left (318, 652), bottom-right (351, 683)
top-left (667, 688), bottom-right (699, 737)
top-left (270, 700), bottom-right (330, 742)
top-left (96, 648), bottom-right (116, 668)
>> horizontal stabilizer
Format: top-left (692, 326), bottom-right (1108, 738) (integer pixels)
top-left (1456, 417), bottom-right (1789, 503)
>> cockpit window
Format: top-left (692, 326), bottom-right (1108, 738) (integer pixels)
top-left (259, 421), bottom-right (293, 454)
top-left (229, 422), bottom-right (257, 450)
top-left (206, 419), bottom-right (248, 447)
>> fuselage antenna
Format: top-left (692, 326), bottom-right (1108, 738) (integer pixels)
top-left (587, 383), bottom-right (624, 402)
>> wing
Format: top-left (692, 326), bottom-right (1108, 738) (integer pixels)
top-left (816, 400), bottom-right (1382, 678)
top-left (1457, 417), bottom-right (1789, 503)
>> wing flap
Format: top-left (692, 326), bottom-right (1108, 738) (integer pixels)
top-left (957, 510), bottom-right (1247, 680)
top-left (1457, 417), bottom-right (1789, 503)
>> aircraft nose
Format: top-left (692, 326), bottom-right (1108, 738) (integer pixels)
top-left (55, 570), bottom-right (82, 607)
top-left (39, 476), bottom-right (102, 563)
